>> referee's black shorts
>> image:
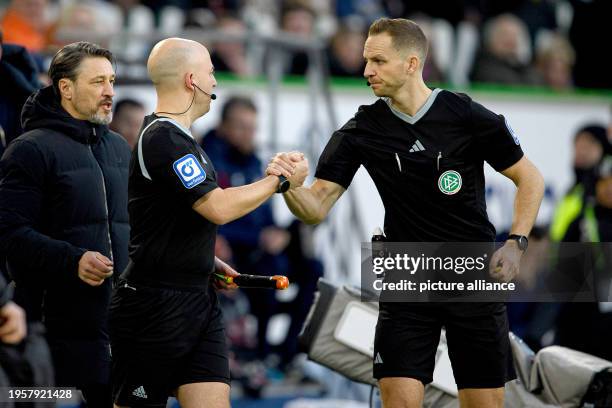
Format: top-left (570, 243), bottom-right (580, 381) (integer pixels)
top-left (373, 302), bottom-right (515, 389)
top-left (109, 279), bottom-right (230, 407)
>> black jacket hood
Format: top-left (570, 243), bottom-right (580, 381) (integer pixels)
top-left (21, 85), bottom-right (105, 145)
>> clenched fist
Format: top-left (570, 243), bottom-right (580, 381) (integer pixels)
top-left (266, 151), bottom-right (308, 189)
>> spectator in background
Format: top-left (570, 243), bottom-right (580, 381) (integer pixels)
top-left (210, 16), bottom-right (255, 78)
top-left (140, 0), bottom-right (183, 15)
top-left (202, 96), bottom-right (323, 370)
top-left (336, 0), bottom-right (385, 25)
top-left (49, 1), bottom-right (120, 48)
top-left (0, 42), bottom-right (130, 407)
top-left (408, 13), bottom-right (443, 83)
top-left (110, 98), bottom-right (145, 150)
top-left (109, 0), bottom-right (154, 64)
top-left (535, 33), bottom-right (575, 91)
top-left (113, 0), bottom-right (145, 18)
top-left (555, 155), bottom-right (612, 361)
top-left (471, 13), bottom-right (541, 86)
top-left (280, 1), bottom-right (316, 75)
top-left (515, 0), bottom-right (558, 46)
top-left (550, 124), bottom-right (611, 242)
top-left (0, 28), bottom-right (42, 156)
top-left (385, 0), bottom-right (467, 26)
top-left (327, 24), bottom-right (365, 77)
top-left (0, 0), bottom-right (50, 53)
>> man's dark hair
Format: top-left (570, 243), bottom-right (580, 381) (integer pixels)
top-left (114, 98), bottom-right (145, 117)
top-left (281, 1), bottom-right (316, 21)
top-left (48, 42), bottom-right (114, 96)
top-left (221, 96), bottom-right (257, 123)
top-left (368, 18), bottom-right (428, 63)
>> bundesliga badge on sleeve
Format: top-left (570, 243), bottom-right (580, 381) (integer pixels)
top-left (173, 154), bottom-right (207, 189)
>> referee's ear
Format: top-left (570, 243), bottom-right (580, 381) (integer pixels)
top-left (404, 54), bottom-right (420, 75)
top-left (185, 72), bottom-right (197, 91)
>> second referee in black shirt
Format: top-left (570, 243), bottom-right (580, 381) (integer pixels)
top-left (272, 18), bottom-right (545, 408)
top-left (108, 38), bottom-right (306, 408)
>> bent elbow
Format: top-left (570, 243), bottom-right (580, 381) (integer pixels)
top-left (213, 217), bottom-right (230, 226)
top-left (302, 209), bottom-right (327, 225)
top-left (303, 216), bottom-right (323, 225)
top-left (207, 212), bottom-right (230, 226)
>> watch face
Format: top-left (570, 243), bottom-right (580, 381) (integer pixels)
top-left (508, 235), bottom-right (528, 251)
top-left (278, 177), bottom-right (290, 193)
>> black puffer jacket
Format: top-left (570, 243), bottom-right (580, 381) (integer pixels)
top-left (0, 274), bottom-right (11, 308)
top-left (0, 86), bottom-right (130, 385)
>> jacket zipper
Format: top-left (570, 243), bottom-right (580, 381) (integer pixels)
top-left (89, 128), bottom-right (114, 265)
top-left (0, 127), bottom-right (6, 149)
top-left (437, 152), bottom-right (442, 171)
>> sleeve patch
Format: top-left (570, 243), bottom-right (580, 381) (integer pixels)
top-left (505, 117), bottom-right (520, 145)
top-left (173, 154), bottom-right (207, 189)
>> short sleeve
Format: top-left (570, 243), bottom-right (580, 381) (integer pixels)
top-left (142, 128), bottom-right (218, 205)
top-left (314, 118), bottom-right (361, 189)
top-left (471, 100), bottom-right (524, 172)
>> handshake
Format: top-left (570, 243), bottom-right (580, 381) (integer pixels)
top-left (266, 151), bottom-right (309, 191)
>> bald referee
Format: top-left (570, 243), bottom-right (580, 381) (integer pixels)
top-left (108, 38), bottom-right (305, 408)
top-left (269, 18), bottom-right (545, 408)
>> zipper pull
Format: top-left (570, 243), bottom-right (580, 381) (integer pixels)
top-left (395, 153), bottom-right (402, 172)
top-left (437, 152), bottom-right (442, 171)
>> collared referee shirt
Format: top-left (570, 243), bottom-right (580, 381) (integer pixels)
top-left (315, 89), bottom-right (524, 242)
top-left (126, 114), bottom-right (219, 286)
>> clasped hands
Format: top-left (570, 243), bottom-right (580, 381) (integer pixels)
top-left (265, 151), bottom-right (309, 190)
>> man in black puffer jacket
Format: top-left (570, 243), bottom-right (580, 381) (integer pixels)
top-left (0, 42), bottom-right (130, 407)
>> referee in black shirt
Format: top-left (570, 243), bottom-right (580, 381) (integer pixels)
top-left (109, 38), bottom-right (305, 408)
top-left (271, 19), bottom-right (545, 408)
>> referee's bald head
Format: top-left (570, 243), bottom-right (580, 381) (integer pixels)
top-left (147, 38), bottom-right (211, 92)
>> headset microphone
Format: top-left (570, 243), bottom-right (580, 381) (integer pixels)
top-left (193, 82), bottom-right (217, 100)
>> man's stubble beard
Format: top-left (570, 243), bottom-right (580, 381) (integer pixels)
top-left (89, 111), bottom-right (113, 125)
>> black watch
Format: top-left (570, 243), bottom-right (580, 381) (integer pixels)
top-left (507, 234), bottom-right (528, 251)
top-left (276, 175), bottom-right (290, 194)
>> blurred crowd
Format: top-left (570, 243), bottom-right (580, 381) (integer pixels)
top-left (0, 0), bottom-right (611, 89)
top-left (507, 123), bottom-right (612, 362)
top-left (1, 0), bottom-right (612, 403)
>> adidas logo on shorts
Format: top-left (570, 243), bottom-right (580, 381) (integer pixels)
top-left (132, 386), bottom-right (148, 399)
top-left (374, 352), bottom-right (384, 364)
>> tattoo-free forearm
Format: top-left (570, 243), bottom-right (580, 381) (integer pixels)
top-left (509, 169), bottom-right (545, 236)
top-left (282, 180), bottom-right (344, 224)
top-left (194, 176), bottom-right (278, 225)
top-left (283, 186), bottom-right (325, 224)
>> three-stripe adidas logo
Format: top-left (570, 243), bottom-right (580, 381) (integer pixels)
top-left (374, 352), bottom-right (384, 364)
top-left (409, 140), bottom-right (425, 153)
top-left (132, 386), bottom-right (148, 399)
